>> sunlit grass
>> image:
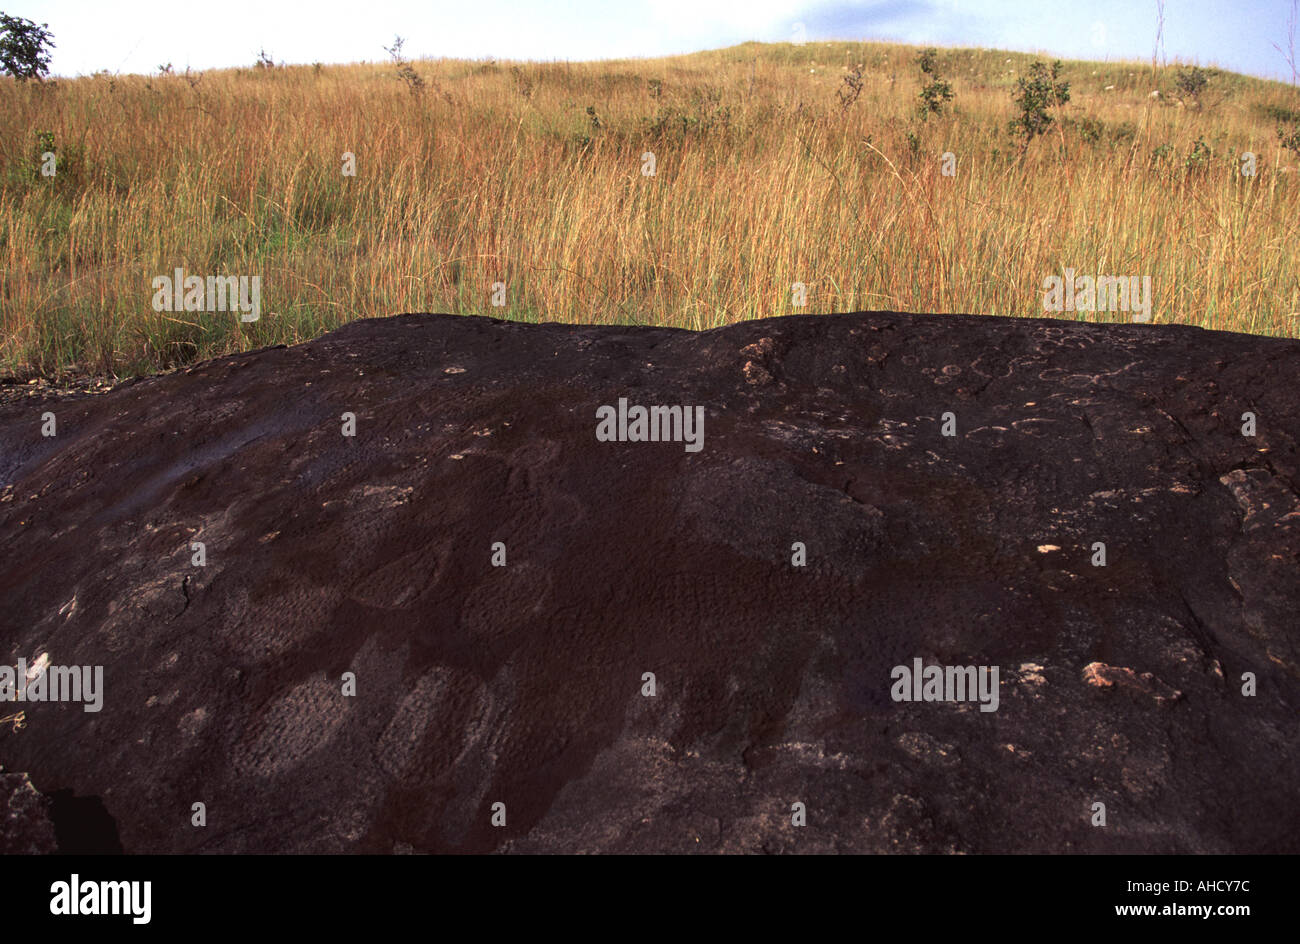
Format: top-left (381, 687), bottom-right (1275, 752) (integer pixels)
top-left (1, 41), bottom-right (1298, 378)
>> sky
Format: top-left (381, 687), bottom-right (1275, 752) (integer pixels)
top-left (12, 0), bottom-right (1300, 83)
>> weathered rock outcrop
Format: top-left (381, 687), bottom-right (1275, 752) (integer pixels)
top-left (0, 310), bottom-right (1296, 853)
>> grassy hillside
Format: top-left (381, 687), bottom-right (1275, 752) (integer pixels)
top-left (2, 41), bottom-right (1299, 378)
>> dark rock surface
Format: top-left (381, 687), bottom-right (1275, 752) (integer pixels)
top-left (1, 770), bottom-right (58, 854)
top-left (0, 310), bottom-right (1296, 854)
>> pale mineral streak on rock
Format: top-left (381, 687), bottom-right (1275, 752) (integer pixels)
top-left (1082, 662), bottom-right (1183, 704)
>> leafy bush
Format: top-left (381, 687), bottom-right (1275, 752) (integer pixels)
top-left (639, 93), bottom-right (732, 145)
top-left (1184, 135), bottom-right (1213, 172)
top-left (915, 47), bottom-right (953, 120)
top-left (1149, 142), bottom-right (1175, 167)
top-left (837, 64), bottom-right (863, 110)
top-left (1174, 66), bottom-right (1209, 106)
top-left (21, 129), bottom-right (85, 192)
top-left (0, 12), bottom-right (54, 81)
top-left (34, 128), bottom-right (53, 158)
top-left (1066, 116), bottom-right (1104, 144)
top-left (1279, 120), bottom-right (1300, 158)
top-left (383, 36), bottom-right (424, 97)
top-left (1008, 60), bottom-right (1070, 149)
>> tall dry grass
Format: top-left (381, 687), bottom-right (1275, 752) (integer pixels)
top-left (1, 41), bottom-right (1298, 378)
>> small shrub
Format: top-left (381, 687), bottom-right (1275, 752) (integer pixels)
top-left (35, 128), bottom-right (54, 158)
top-left (1184, 135), bottom-right (1213, 172)
top-left (1110, 120), bottom-right (1138, 146)
top-left (28, 129), bottom-right (85, 191)
top-left (837, 64), bottom-right (864, 110)
top-left (1174, 66), bottom-right (1209, 106)
top-left (641, 107), bottom-right (694, 145)
top-left (915, 48), bottom-right (953, 120)
top-left (511, 66), bottom-right (535, 100)
top-left (383, 36), bottom-right (424, 97)
top-left (1279, 120), bottom-right (1300, 158)
top-left (1064, 115), bottom-right (1105, 145)
top-left (639, 94), bottom-right (731, 145)
top-left (1008, 60), bottom-right (1070, 149)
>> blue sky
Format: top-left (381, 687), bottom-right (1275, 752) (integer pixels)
top-left (15, 0), bottom-right (1300, 82)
